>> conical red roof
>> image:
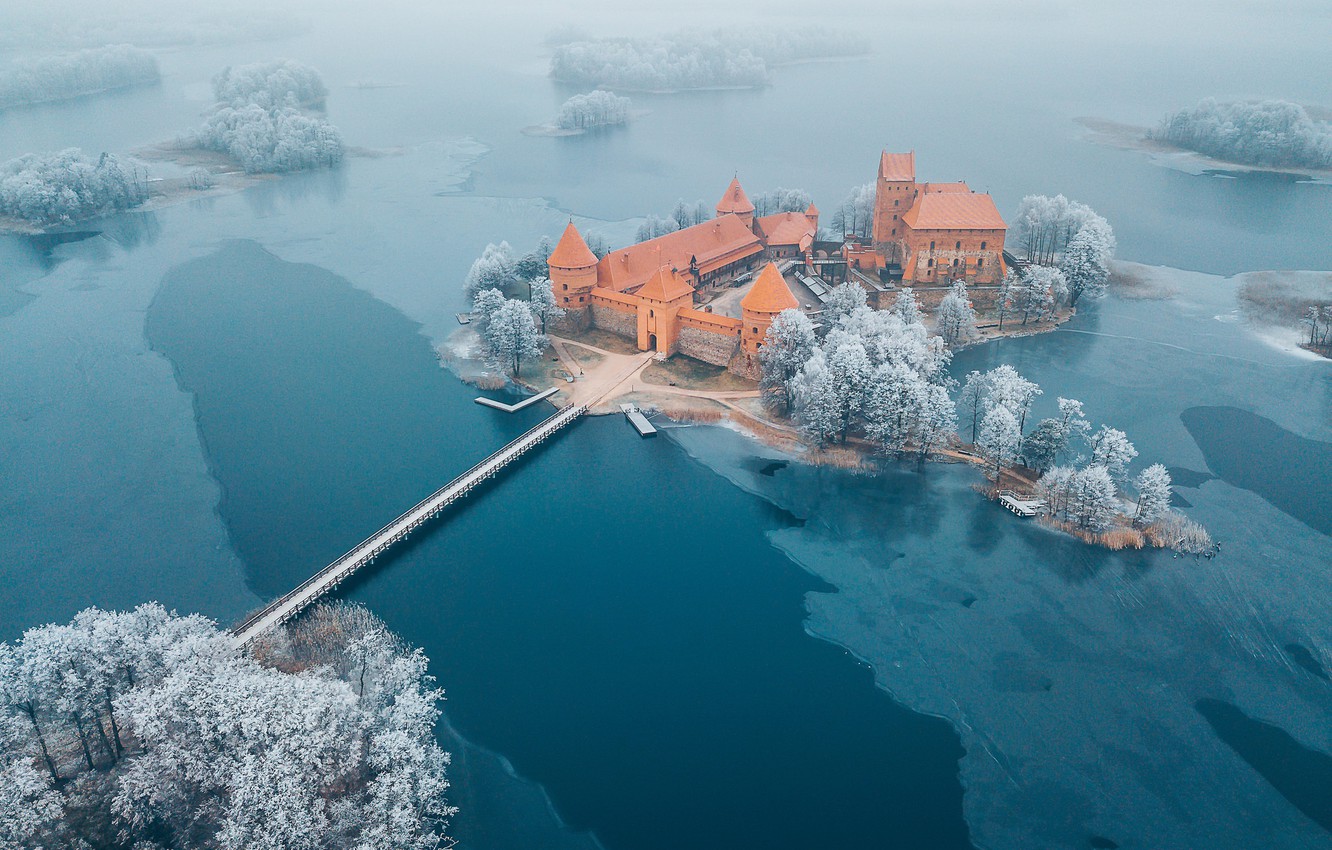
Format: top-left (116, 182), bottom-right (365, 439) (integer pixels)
top-left (548, 221), bottom-right (598, 269)
top-left (716, 178), bottom-right (754, 215)
top-left (741, 262), bottom-right (799, 314)
top-left (805, 202), bottom-right (820, 216)
top-left (636, 265), bottom-right (694, 303)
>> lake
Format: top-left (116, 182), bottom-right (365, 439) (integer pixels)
top-left (2, 3), bottom-right (1331, 848)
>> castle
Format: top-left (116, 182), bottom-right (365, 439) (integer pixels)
top-left (547, 151), bottom-right (1008, 376)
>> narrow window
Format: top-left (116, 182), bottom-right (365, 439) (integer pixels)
top-left (977, 259), bottom-right (984, 268)
top-left (930, 241), bottom-right (935, 250)
top-left (955, 240), bottom-right (961, 250)
top-left (562, 283), bottom-right (568, 291)
top-left (928, 259), bottom-right (934, 268)
top-left (981, 241), bottom-right (987, 250)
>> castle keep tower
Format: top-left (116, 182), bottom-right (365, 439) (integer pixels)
top-left (740, 262), bottom-right (800, 361)
top-left (872, 151), bottom-right (917, 250)
top-left (547, 221), bottom-right (599, 309)
top-left (716, 177), bottom-right (755, 231)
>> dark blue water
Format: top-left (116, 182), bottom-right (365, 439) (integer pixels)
top-left (145, 239), bottom-right (972, 850)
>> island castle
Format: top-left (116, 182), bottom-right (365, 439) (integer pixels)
top-left (548, 151), bottom-right (1008, 376)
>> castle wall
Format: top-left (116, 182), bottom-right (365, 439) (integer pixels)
top-left (590, 302), bottom-right (636, 339)
top-left (902, 228), bottom-right (1006, 285)
top-left (550, 305), bottom-right (591, 334)
top-left (678, 325), bottom-right (740, 367)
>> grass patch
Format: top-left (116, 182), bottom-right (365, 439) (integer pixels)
top-left (567, 327), bottom-right (642, 355)
top-left (641, 355), bottom-right (756, 391)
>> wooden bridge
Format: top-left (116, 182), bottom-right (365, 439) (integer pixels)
top-left (231, 403), bottom-right (586, 649)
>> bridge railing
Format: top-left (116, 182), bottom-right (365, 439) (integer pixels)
top-left (232, 403), bottom-right (585, 640)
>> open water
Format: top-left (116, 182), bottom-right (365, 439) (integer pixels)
top-left (2, 2), bottom-right (1331, 848)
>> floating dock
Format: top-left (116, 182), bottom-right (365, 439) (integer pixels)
top-left (475, 386), bottom-right (559, 413)
top-left (620, 403), bottom-right (657, 437)
top-left (997, 490), bottom-right (1046, 517)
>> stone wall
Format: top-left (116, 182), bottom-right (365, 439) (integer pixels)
top-left (590, 303), bottom-right (636, 340)
top-left (678, 325), bottom-right (739, 367)
top-left (550, 306), bottom-right (591, 335)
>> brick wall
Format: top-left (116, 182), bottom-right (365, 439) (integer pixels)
top-left (550, 306), bottom-right (591, 335)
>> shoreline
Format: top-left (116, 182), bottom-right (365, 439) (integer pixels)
top-left (1075, 116), bottom-right (1332, 181)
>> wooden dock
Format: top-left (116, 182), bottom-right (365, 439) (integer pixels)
top-left (231, 403), bottom-right (586, 649)
top-left (620, 403), bottom-right (657, 437)
top-left (997, 489), bottom-right (1046, 517)
top-left (475, 386), bottom-right (559, 413)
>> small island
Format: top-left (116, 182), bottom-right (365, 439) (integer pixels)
top-left (452, 149), bottom-right (1211, 554)
top-left (525, 90), bottom-right (634, 137)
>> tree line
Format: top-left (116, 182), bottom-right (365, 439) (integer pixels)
top-left (192, 59), bottom-right (343, 174)
top-left (0, 45), bottom-right (160, 110)
top-left (0, 149), bottom-right (148, 226)
top-left (1150, 98), bottom-right (1332, 171)
top-left (555, 91), bottom-right (632, 131)
top-left (548, 27), bottom-right (867, 92)
top-left (1, 602), bottom-right (454, 849)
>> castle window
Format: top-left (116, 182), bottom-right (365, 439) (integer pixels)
top-left (650, 309), bottom-right (655, 318)
top-left (955, 241), bottom-right (961, 250)
top-left (562, 283), bottom-right (568, 290)
top-left (952, 259), bottom-right (959, 267)
top-left (978, 259), bottom-right (985, 268)
top-left (893, 214), bottom-right (898, 220)
top-left (752, 327), bottom-right (758, 334)
top-left (927, 259), bottom-right (934, 268)
top-left (579, 296), bottom-right (585, 303)
top-left (981, 241), bottom-right (987, 250)
top-left (929, 241), bottom-right (935, 250)
top-left (894, 200), bottom-right (899, 207)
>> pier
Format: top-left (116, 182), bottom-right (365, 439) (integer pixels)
top-left (231, 403), bottom-right (586, 648)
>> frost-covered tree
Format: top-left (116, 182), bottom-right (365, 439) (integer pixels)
top-left (822, 281), bottom-right (867, 325)
top-left (825, 338), bottom-right (873, 441)
top-left (1013, 194), bottom-right (1110, 266)
top-left (1021, 396), bottom-right (1088, 472)
top-left (891, 287), bottom-right (922, 326)
top-left (472, 287), bottom-right (506, 339)
top-left (584, 232), bottom-right (611, 258)
top-left (549, 27), bottom-right (867, 91)
top-left (671, 199), bottom-right (711, 228)
top-left (1065, 465), bottom-right (1120, 530)
top-left (1060, 222), bottom-right (1114, 307)
top-left (193, 59), bottom-right (342, 174)
top-left (831, 181), bottom-right (875, 238)
top-left (212, 59), bottom-right (328, 109)
top-left (1014, 265), bottom-right (1062, 324)
top-left (791, 348), bottom-right (841, 446)
top-left (1150, 98), bottom-right (1332, 170)
top-left (465, 242), bottom-right (517, 298)
top-left (0, 148), bottom-right (148, 226)
top-left (1088, 425), bottom-right (1138, 483)
top-left (1133, 463), bottom-right (1173, 527)
top-left (635, 214), bottom-right (679, 242)
top-left (984, 364), bottom-right (1042, 434)
top-left (751, 187), bottom-right (812, 217)
top-left (914, 382), bottom-right (957, 461)
top-left (482, 298), bottom-right (545, 377)
top-left (0, 45), bottom-right (160, 110)
top-left (514, 236), bottom-right (552, 282)
top-left (957, 371), bottom-right (988, 443)
top-left (555, 90), bottom-right (632, 130)
top-left (995, 270), bottom-right (1017, 331)
top-left (528, 277), bottom-right (565, 333)
top-left (1, 603), bottom-right (455, 849)
top-left (978, 404), bottom-right (1021, 481)
top-left (759, 308), bottom-right (816, 411)
top-left (937, 280), bottom-right (978, 346)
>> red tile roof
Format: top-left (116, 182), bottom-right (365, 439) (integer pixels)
top-left (597, 214), bottom-right (762, 292)
top-left (741, 262), bottom-right (799, 314)
top-left (716, 178), bottom-right (755, 215)
top-left (921, 182), bottom-right (970, 194)
top-left (756, 211), bottom-right (815, 249)
top-left (879, 151), bottom-right (916, 183)
top-left (635, 265), bottom-right (695, 303)
top-left (548, 221), bottom-right (599, 269)
top-left (901, 192), bottom-right (1006, 231)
